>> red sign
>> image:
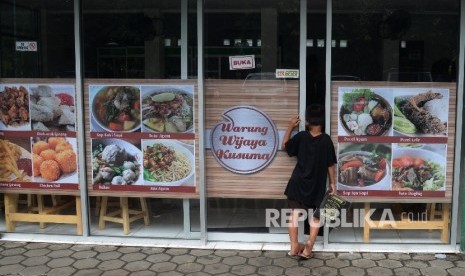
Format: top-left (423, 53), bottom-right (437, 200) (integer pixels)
top-left (229, 55), bottom-right (255, 70)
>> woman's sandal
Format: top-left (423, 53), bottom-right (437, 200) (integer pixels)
top-left (299, 243), bottom-right (314, 260)
top-left (299, 251), bottom-right (314, 260)
top-left (287, 244), bottom-right (304, 256)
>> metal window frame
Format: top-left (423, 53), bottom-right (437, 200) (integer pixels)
top-left (299, 0), bottom-right (307, 131)
top-left (75, 0), bottom-right (89, 238)
top-left (197, 0), bottom-right (207, 245)
top-left (456, 0), bottom-right (465, 250)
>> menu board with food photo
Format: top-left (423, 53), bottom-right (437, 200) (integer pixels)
top-left (32, 137), bottom-right (78, 184)
top-left (90, 85), bottom-right (141, 133)
top-left (337, 87), bottom-right (449, 198)
top-left (141, 85), bottom-right (194, 136)
top-left (29, 85), bottom-right (76, 132)
top-left (141, 139), bottom-right (194, 187)
top-left (89, 83), bottom-right (196, 193)
top-left (92, 139), bottom-right (142, 186)
top-left (0, 83), bottom-right (79, 191)
top-left (91, 138), bottom-right (195, 192)
top-left (391, 143), bottom-right (446, 192)
top-left (0, 138), bottom-right (32, 183)
top-left (393, 89), bottom-right (448, 137)
top-left (338, 88), bottom-right (393, 137)
top-left (338, 143), bottom-right (391, 192)
top-left (0, 85), bottom-right (31, 131)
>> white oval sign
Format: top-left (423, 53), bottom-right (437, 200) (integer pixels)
top-left (210, 106), bottom-right (278, 174)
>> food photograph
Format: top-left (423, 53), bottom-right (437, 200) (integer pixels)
top-left (141, 85), bottom-right (194, 134)
top-left (90, 85), bottom-right (141, 132)
top-left (30, 84), bottom-right (76, 132)
top-left (338, 88), bottom-right (393, 136)
top-left (142, 139), bottom-right (195, 186)
top-left (91, 138), bottom-right (142, 185)
top-left (31, 137), bottom-right (78, 184)
top-left (0, 138), bottom-right (32, 182)
top-left (337, 143), bottom-right (391, 190)
top-left (0, 85), bottom-right (31, 131)
top-left (391, 144), bottom-right (446, 191)
top-left (393, 89), bottom-right (449, 136)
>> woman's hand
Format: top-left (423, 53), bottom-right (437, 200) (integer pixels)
top-left (289, 115), bottom-right (300, 129)
top-left (329, 183), bottom-right (336, 195)
top-left (282, 115), bottom-right (300, 150)
top-left (328, 165), bottom-right (336, 195)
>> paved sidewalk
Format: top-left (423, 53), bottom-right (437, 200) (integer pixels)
top-left (0, 241), bottom-right (464, 276)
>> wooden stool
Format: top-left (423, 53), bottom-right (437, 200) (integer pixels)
top-left (98, 196), bottom-right (150, 235)
top-left (363, 202), bottom-right (450, 243)
top-left (95, 196), bottom-right (101, 216)
top-left (4, 194), bottom-right (82, 235)
top-left (17, 194), bottom-right (64, 229)
top-left (427, 203), bottom-right (443, 220)
top-left (94, 196), bottom-right (119, 216)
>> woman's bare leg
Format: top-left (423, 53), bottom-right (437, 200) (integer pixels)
top-left (288, 209), bottom-right (302, 254)
top-left (302, 216), bottom-right (320, 257)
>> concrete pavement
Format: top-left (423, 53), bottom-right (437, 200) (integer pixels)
top-left (0, 241), bottom-right (465, 275)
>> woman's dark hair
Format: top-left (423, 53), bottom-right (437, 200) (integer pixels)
top-left (305, 104), bottom-right (325, 129)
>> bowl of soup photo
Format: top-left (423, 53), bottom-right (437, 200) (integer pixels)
top-left (337, 151), bottom-right (390, 190)
top-left (92, 86), bottom-right (141, 132)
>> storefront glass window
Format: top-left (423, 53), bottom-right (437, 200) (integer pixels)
top-left (0, 1), bottom-right (79, 235)
top-left (307, 1), bottom-right (327, 106)
top-left (82, 2), bottom-right (183, 79)
top-left (82, 0), bottom-right (200, 239)
top-left (330, 0), bottom-right (459, 244)
top-left (1, 1), bottom-right (75, 78)
top-left (204, 1), bottom-right (300, 79)
top-left (332, 0), bottom-right (459, 82)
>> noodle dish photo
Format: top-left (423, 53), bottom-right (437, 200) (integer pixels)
top-left (142, 139), bottom-right (194, 186)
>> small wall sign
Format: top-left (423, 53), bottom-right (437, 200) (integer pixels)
top-left (16, 41), bottom-right (38, 52)
top-left (229, 55), bottom-right (255, 70)
top-left (276, 69), bottom-right (299, 79)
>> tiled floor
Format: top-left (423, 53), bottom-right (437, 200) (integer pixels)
top-left (0, 240), bottom-right (463, 276)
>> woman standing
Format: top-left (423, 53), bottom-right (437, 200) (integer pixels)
top-left (282, 104), bottom-right (337, 259)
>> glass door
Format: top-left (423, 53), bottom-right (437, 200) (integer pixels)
top-left (203, 0), bottom-right (302, 242)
